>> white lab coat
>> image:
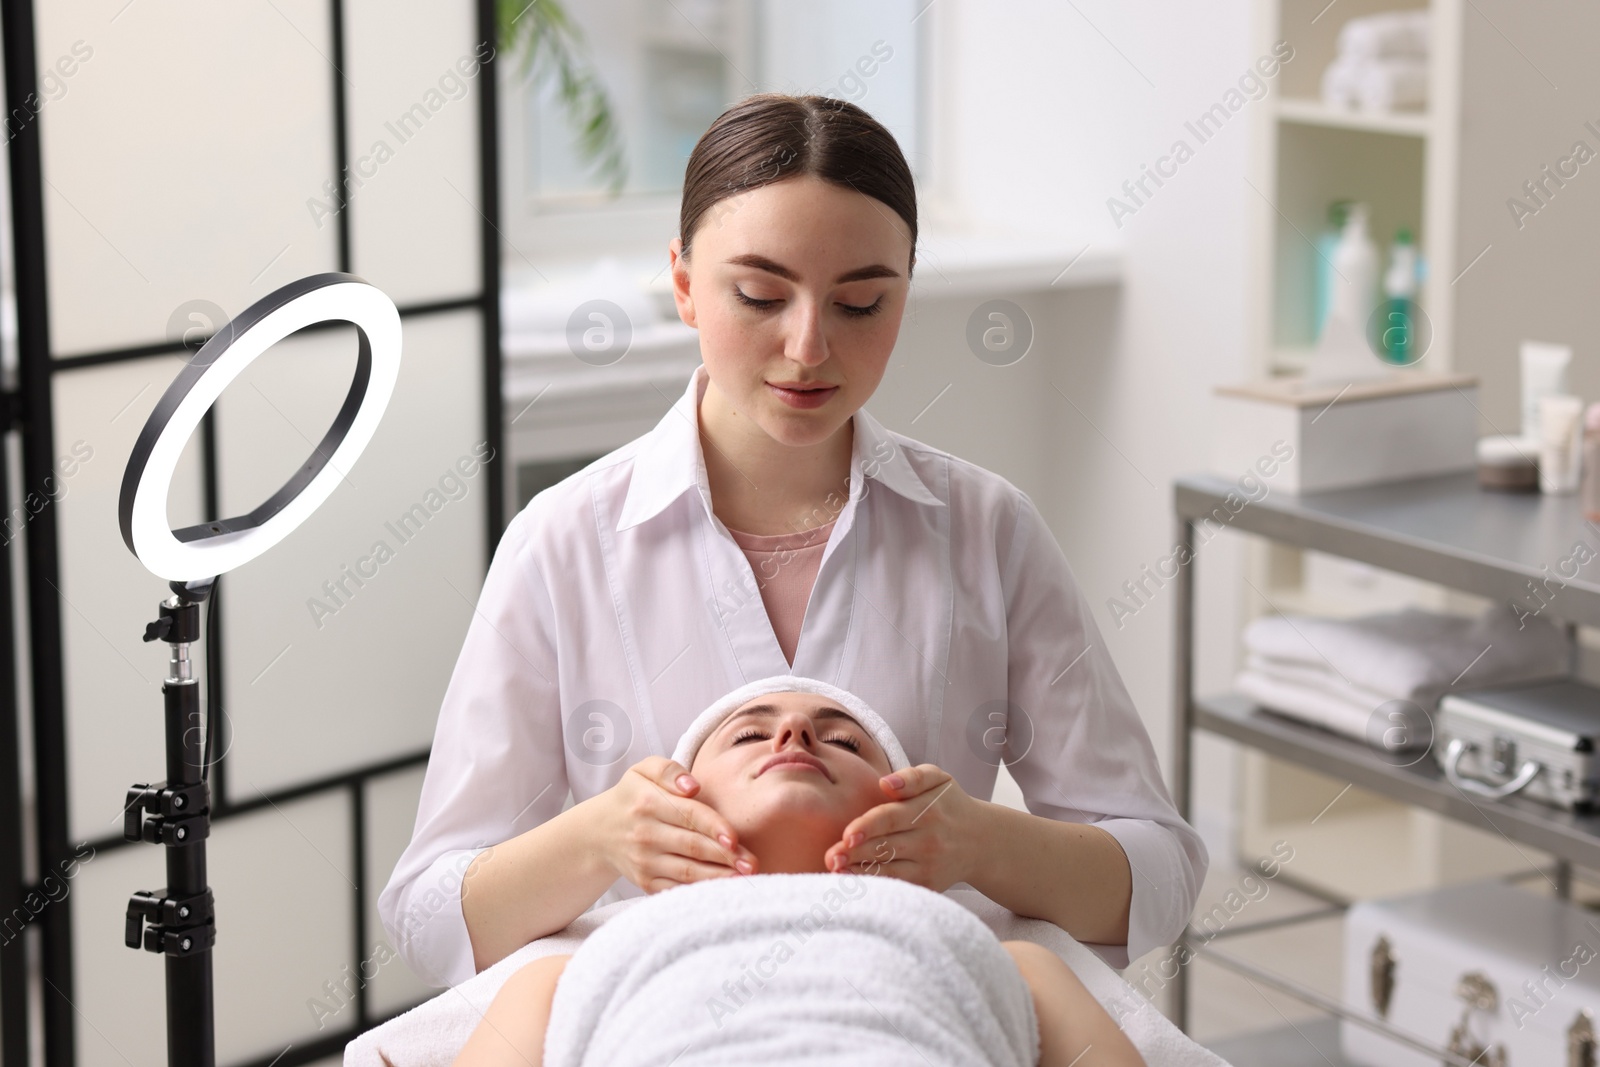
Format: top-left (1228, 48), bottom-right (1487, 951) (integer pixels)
top-left (377, 365), bottom-right (1206, 988)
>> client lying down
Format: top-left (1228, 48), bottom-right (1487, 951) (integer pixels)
top-left (453, 677), bottom-right (1146, 1067)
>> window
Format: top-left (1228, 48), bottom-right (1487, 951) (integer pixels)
top-left (498, 0), bottom-right (924, 264)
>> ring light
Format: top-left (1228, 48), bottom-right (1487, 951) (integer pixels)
top-left (119, 273), bottom-right (401, 582)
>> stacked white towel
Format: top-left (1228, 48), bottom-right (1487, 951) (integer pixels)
top-left (1321, 9), bottom-right (1430, 112)
top-left (1235, 604), bottom-right (1573, 749)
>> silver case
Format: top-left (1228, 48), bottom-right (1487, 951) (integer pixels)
top-left (1433, 680), bottom-right (1600, 812)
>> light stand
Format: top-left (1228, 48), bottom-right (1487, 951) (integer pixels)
top-left (117, 273), bottom-right (401, 1067)
top-left (125, 578), bottom-right (217, 1067)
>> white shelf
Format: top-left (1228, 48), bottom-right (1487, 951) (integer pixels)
top-left (1276, 97), bottom-right (1431, 138)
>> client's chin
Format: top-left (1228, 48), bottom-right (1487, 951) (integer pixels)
top-left (728, 799), bottom-right (854, 877)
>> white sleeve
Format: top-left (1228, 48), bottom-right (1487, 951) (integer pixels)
top-left (996, 490), bottom-right (1208, 969)
top-left (376, 509), bottom-right (568, 988)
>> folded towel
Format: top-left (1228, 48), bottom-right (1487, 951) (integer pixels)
top-left (1236, 667), bottom-right (1429, 749)
top-left (1244, 653), bottom-right (1396, 708)
top-left (344, 884), bottom-right (1231, 1067)
top-left (545, 873), bottom-right (1036, 1066)
top-left (1242, 604), bottom-right (1572, 708)
top-left (1337, 10), bottom-right (1431, 61)
top-left (1321, 55), bottom-right (1429, 112)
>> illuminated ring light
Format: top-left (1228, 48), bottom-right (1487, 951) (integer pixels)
top-left (119, 273), bottom-right (402, 582)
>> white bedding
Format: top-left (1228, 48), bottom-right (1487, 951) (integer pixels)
top-left (345, 880), bottom-right (1230, 1067)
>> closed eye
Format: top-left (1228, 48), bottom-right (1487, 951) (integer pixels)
top-left (731, 727), bottom-right (862, 752)
top-left (733, 289), bottom-right (884, 318)
top-left (733, 289), bottom-right (780, 310)
top-left (838, 298), bottom-right (883, 318)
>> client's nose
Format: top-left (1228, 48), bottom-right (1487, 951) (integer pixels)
top-left (773, 712), bottom-right (816, 751)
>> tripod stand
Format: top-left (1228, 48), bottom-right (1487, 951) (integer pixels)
top-left (116, 272), bottom-right (400, 1065)
top-left (124, 578), bottom-right (218, 1067)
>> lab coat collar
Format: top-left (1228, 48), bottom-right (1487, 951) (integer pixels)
top-left (616, 365), bottom-right (943, 532)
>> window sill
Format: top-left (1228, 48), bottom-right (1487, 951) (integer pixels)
top-left (904, 228), bottom-right (1121, 299)
top-left (498, 228), bottom-right (1122, 410)
top-left (501, 224), bottom-right (1122, 314)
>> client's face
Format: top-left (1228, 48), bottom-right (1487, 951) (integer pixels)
top-left (690, 691), bottom-right (893, 875)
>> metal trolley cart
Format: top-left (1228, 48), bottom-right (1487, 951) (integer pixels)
top-left (1170, 471), bottom-right (1600, 1064)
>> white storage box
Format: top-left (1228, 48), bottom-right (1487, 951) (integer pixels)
top-left (1213, 373), bottom-right (1479, 494)
top-left (1341, 879), bottom-right (1600, 1067)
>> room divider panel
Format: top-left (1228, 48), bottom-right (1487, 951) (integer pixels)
top-left (0, 1), bottom-right (504, 1064)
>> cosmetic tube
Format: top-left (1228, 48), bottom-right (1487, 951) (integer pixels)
top-left (1582, 403), bottom-right (1600, 520)
top-left (1539, 394), bottom-right (1584, 494)
top-left (1521, 341), bottom-right (1572, 443)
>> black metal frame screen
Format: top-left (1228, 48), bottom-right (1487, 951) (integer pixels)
top-left (0, 0), bottom-right (505, 1063)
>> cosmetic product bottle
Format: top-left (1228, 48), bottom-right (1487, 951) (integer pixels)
top-left (1521, 341), bottom-right (1572, 446)
top-left (1314, 200), bottom-right (1353, 340)
top-left (1582, 403), bottom-right (1600, 520)
top-left (1380, 228), bottom-right (1419, 364)
top-left (1310, 202), bottom-right (1381, 383)
top-left (1539, 394), bottom-right (1584, 495)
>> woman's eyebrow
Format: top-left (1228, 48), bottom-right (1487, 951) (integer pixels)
top-left (723, 253), bottom-right (900, 284)
top-left (720, 704), bottom-right (861, 732)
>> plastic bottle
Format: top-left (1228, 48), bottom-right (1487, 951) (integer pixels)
top-left (1521, 341), bottom-right (1572, 445)
top-left (1380, 228), bottom-right (1419, 364)
top-left (1311, 201), bottom-right (1381, 382)
top-left (1582, 402), bottom-right (1600, 520)
top-left (1314, 200), bottom-right (1353, 340)
top-left (1540, 395), bottom-right (1584, 495)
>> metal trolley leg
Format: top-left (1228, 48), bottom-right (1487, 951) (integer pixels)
top-left (1170, 516), bottom-right (1196, 1032)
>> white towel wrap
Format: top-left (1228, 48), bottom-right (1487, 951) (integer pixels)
top-left (670, 674), bottom-right (912, 773)
top-left (543, 873), bottom-right (1038, 1066)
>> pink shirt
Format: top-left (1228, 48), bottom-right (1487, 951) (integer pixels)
top-left (726, 519), bottom-right (838, 666)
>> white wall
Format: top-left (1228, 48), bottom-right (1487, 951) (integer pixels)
top-left (22, 3), bottom-right (491, 1060)
top-left (868, 0), bottom-right (1261, 853)
top-left (1452, 0), bottom-right (1600, 431)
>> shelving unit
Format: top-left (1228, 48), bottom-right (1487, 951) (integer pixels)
top-left (1235, 0), bottom-right (1600, 904)
top-left (1250, 0), bottom-right (1600, 410)
top-left (1170, 471), bottom-right (1600, 1055)
top-left (1249, 0), bottom-right (1449, 371)
top-left (1187, 0), bottom-right (1600, 1055)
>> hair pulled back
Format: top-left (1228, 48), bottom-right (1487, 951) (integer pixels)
top-left (679, 93), bottom-right (916, 274)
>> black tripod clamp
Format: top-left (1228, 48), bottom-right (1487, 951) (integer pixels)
top-left (125, 888), bottom-right (215, 955)
top-left (125, 577), bottom-right (218, 963)
top-left (123, 780), bottom-right (211, 848)
top-left (123, 793), bottom-right (215, 953)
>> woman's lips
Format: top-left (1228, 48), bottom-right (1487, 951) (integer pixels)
top-left (766, 382), bottom-right (839, 410)
top-left (760, 752), bottom-right (833, 780)
top-left (766, 761), bottom-right (827, 775)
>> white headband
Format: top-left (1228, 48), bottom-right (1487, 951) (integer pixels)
top-left (671, 675), bottom-right (911, 772)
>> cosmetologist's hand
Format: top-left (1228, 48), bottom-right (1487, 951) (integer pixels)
top-left (592, 757), bottom-right (759, 894)
top-left (822, 764), bottom-right (984, 892)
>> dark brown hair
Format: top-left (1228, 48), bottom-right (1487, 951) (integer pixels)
top-left (679, 93), bottom-right (917, 275)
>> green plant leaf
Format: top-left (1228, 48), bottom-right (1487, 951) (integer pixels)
top-left (496, 0), bottom-right (628, 195)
